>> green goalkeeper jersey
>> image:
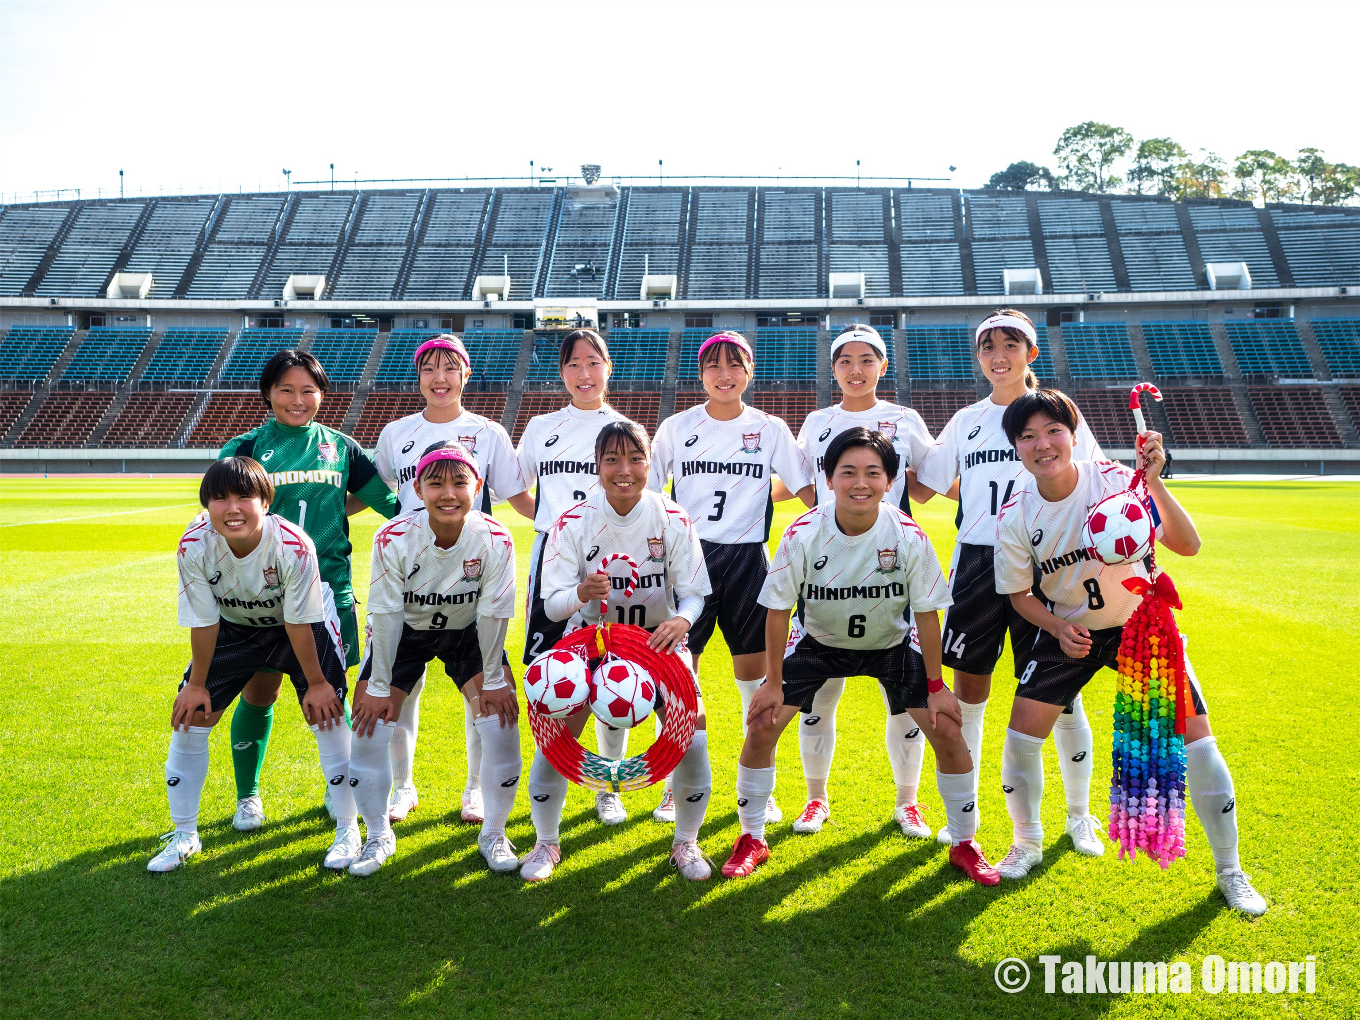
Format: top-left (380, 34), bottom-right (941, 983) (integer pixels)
top-left (219, 419), bottom-right (399, 605)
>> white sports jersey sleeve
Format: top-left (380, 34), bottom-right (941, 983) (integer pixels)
top-left (177, 515), bottom-right (325, 628)
top-left (517, 403), bottom-right (629, 531)
top-left (799, 400), bottom-right (934, 509)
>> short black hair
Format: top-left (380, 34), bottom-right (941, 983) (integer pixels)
top-left (259, 349), bottom-right (329, 407)
top-left (595, 420), bottom-right (650, 463)
top-left (1001, 388), bottom-right (1081, 445)
top-left (200, 456), bottom-right (274, 507)
top-left (823, 426), bottom-right (899, 480)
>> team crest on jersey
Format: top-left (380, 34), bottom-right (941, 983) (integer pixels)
top-left (318, 442), bottom-right (339, 463)
top-left (458, 434), bottom-right (478, 453)
top-left (877, 421), bottom-right (897, 440)
top-left (262, 565), bottom-right (281, 589)
top-left (741, 432), bottom-right (762, 454)
top-left (462, 558), bottom-right (483, 581)
top-left (647, 537), bottom-right (666, 562)
top-left (875, 547), bottom-right (900, 574)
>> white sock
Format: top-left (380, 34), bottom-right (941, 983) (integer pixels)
top-left (736, 763), bottom-right (776, 840)
top-left (165, 726), bottom-right (211, 833)
top-left (311, 723), bottom-right (357, 829)
top-left (463, 692), bottom-right (483, 796)
top-left (958, 698), bottom-right (987, 829)
top-left (735, 678), bottom-right (762, 736)
top-left (1001, 728), bottom-right (1045, 850)
top-left (1052, 693), bottom-right (1093, 818)
top-left (936, 769), bottom-right (978, 844)
top-left (527, 749), bottom-right (568, 845)
top-left (595, 718), bottom-right (629, 761)
top-left (881, 686), bottom-right (924, 807)
top-left (348, 720), bottom-right (394, 840)
top-left (389, 673), bottom-right (423, 792)
top-left (671, 731), bottom-right (711, 844)
top-left (799, 677), bottom-right (842, 802)
top-left (475, 715), bottom-right (521, 839)
top-left (656, 713), bottom-right (673, 797)
top-left (1186, 736), bottom-right (1240, 873)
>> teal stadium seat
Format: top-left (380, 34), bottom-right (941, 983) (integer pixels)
top-left (217, 329), bottom-right (305, 386)
top-left (1141, 322), bottom-right (1224, 378)
top-left (140, 330), bottom-right (229, 387)
top-left (0, 326), bottom-right (75, 382)
top-left (308, 330), bottom-right (377, 386)
top-left (1224, 320), bottom-right (1312, 377)
top-left (1060, 322), bottom-right (1139, 379)
top-left (1309, 319), bottom-right (1360, 378)
top-left (62, 328), bottom-right (152, 383)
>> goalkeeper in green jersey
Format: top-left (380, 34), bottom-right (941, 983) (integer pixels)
top-left (218, 348), bottom-right (400, 831)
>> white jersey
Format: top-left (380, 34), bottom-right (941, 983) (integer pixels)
top-left (374, 408), bottom-right (526, 514)
top-left (916, 397), bottom-right (1103, 547)
top-left (995, 460), bottom-right (1162, 631)
top-left (517, 402), bottom-right (630, 532)
top-left (759, 502), bottom-right (951, 650)
top-left (649, 402), bottom-right (813, 544)
top-left (798, 400), bottom-right (933, 510)
top-left (542, 488), bottom-right (712, 630)
top-left (367, 508), bottom-right (516, 631)
top-left (177, 513), bottom-right (325, 628)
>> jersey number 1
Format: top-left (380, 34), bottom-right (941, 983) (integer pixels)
top-left (297, 499), bottom-right (308, 529)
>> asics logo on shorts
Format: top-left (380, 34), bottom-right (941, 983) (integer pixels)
top-left (350, 778), bottom-right (359, 787)
top-left (685, 435), bottom-right (700, 447)
top-left (1222, 799), bottom-right (1235, 814)
top-left (402, 440), bottom-right (416, 454)
top-left (819, 427), bottom-right (833, 441)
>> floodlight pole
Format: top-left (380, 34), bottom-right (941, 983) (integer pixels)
top-left (659, 159), bottom-right (663, 185)
top-left (856, 159), bottom-right (860, 186)
top-left (330, 163), bottom-right (335, 191)
top-left (119, 169), bottom-right (124, 199)
top-left (283, 169), bottom-right (292, 191)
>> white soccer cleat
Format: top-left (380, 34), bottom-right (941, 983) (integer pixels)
top-left (389, 786), bottom-right (419, 823)
top-left (1216, 869), bottom-right (1267, 916)
top-left (147, 830), bottom-right (201, 872)
top-left (652, 787), bottom-right (676, 823)
top-left (765, 794), bottom-right (783, 824)
top-left (323, 825), bottom-right (362, 870)
top-left (791, 799), bottom-right (830, 834)
top-left (348, 834), bottom-right (395, 877)
top-left (1066, 814), bottom-right (1105, 856)
top-left (232, 795), bottom-right (265, 832)
top-left (519, 841), bottom-right (561, 882)
top-left (995, 843), bottom-right (1043, 880)
top-left (324, 785), bottom-right (337, 821)
top-left (894, 803), bottom-right (932, 838)
top-left (459, 788), bottom-right (482, 824)
top-left (478, 832), bottom-right (519, 873)
top-left (595, 791), bottom-right (627, 826)
top-left (670, 840), bottom-right (714, 881)
top-left (936, 824), bottom-right (953, 845)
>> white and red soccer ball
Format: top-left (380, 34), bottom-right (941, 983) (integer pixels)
top-left (588, 657), bottom-right (657, 729)
top-left (524, 648), bottom-right (590, 718)
top-left (1084, 491), bottom-right (1154, 566)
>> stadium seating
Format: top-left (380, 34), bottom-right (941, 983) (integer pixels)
top-left (36, 203), bottom-right (145, 297)
top-left (1249, 386), bottom-right (1342, 447)
top-left (545, 196), bottom-right (615, 299)
top-left (686, 190), bottom-right (750, 299)
top-left (216, 329), bottom-right (305, 386)
top-left (0, 390), bottom-right (33, 435)
top-left (605, 391), bottom-right (662, 434)
top-left (1309, 319), bottom-right (1360, 377)
top-left (308, 331), bottom-right (376, 386)
top-left (511, 391), bottom-right (570, 443)
top-left (123, 198), bottom-right (218, 298)
top-left (605, 330), bottom-right (669, 381)
top-left (1272, 206), bottom-right (1360, 286)
top-left (750, 389), bottom-right (818, 436)
top-left (1224, 320), bottom-right (1313, 377)
top-left (1340, 385), bottom-right (1360, 434)
top-left (462, 331), bottom-right (525, 383)
top-left (332, 193), bottom-right (422, 300)
top-left (61, 328), bottom-right (151, 384)
top-left (187, 393), bottom-right (268, 447)
top-left (971, 239), bottom-right (1037, 298)
top-left (1141, 321), bottom-right (1224, 378)
top-left (754, 328), bottom-right (818, 381)
top-left (404, 191), bottom-right (489, 301)
top-left (1109, 199), bottom-right (1196, 291)
top-left (1161, 386), bottom-right (1249, 447)
top-left (758, 191), bottom-right (819, 299)
top-left (374, 330), bottom-right (441, 389)
top-left (0, 206), bottom-right (70, 295)
top-left (909, 389), bottom-right (976, 436)
top-left (525, 334), bottom-right (568, 382)
top-left (1028, 323), bottom-right (1055, 383)
top-left (904, 325), bottom-right (974, 380)
top-left (186, 195), bottom-right (285, 298)
top-left (612, 189), bottom-right (684, 301)
top-left (1061, 322), bottom-right (1139, 379)
top-left (1074, 388), bottom-right (1140, 447)
top-left (352, 391), bottom-right (427, 445)
top-left (0, 326), bottom-right (74, 382)
top-left (139, 329), bottom-right (229, 387)
top-left (15, 391), bottom-right (114, 446)
top-left (312, 392), bottom-right (353, 430)
top-left (101, 392), bottom-right (198, 447)
top-left (481, 191), bottom-right (555, 299)
top-left (829, 191), bottom-right (890, 297)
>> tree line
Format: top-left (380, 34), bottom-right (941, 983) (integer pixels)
top-left (988, 122), bottom-right (1358, 206)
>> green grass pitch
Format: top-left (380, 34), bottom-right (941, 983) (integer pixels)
top-left (1, 476), bottom-right (1356, 1018)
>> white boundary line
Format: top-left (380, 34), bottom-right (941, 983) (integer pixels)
top-left (0, 502), bottom-right (197, 528)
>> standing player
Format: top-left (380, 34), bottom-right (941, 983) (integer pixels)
top-left (991, 390), bottom-right (1265, 914)
top-left (915, 310), bottom-right (1104, 852)
top-left (784, 324), bottom-right (936, 838)
top-left (516, 329), bottom-right (636, 825)
top-left (217, 349), bottom-right (400, 832)
top-left (721, 428), bottom-right (998, 885)
top-left (150, 457), bottom-right (359, 872)
top-left (648, 331), bottom-right (814, 825)
top-left (522, 421), bottom-right (715, 882)
top-left (373, 335), bottom-right (534, 828)
top-left (347, 442), bottom-right (521, 876)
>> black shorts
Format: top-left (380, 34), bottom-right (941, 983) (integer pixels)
top-left (940, 542), bottom-right (1042, 677)
top-left (780, 631), bottom-right (927, 716)
top-left (523, 532), bottom-right (569, 665)
top-left (359, 622), bottom-right (511, 694)
top-left (179, 619), bottom-right (349, 713)
top-left (688, 540), bottom-right (769, 658)
top-left (1015, 625), bottom-right (1209, 714)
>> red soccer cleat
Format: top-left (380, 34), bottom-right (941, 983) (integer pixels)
top-left (949, 839), bottom-right (1001, 886)
top-left (721, 833), bottom-right (771, 878)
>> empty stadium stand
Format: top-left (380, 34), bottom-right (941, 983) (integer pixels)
top-left (1075, 388), bottom-right (1143, 447)
top-left (187, 392), bottom-right (268, 446)
top-left (101, 392), bottom-right (199, 447)
top-left (605, 330), bottom-right (669, 381)
top-left (604, 391), bottom-right (662, 434)
top-left (905, 325), bottom-right (974, 381)
top-left (1161, 386), bottom-right (1250, 447)
top-left (1249, 385), bottom-right (1342, 447)
top-left (352, 391), bottom-right (426, 445)
top-left (1340, 385), bottom-right (1360, 434)
top-left (0, 390), bottom-right (32, 435)
top-left (908, 389), bottom-right (976, 435)
top-left (754, 328), bottom-right (818, 381)
top-left (308, 331), bottom-right (376, 386)
top-left (0, 326), bottom-right (74, 383)
top-left (139, 329), bottom-right (229, 387)
top-left (1225, 320), bottom-right (1313, 377)
top-left (1062, 322), bottom-right (1140, 380)
top-left (1141, 321), bottom-right (1224, 378)
top-left (61, 328), bottom-right (151, 385)
top-left (750, 389), bottom-right (818, 436)
top-left (16, 391), bottom-right (114, 446)
top-left (216, 329), bottom-right (305, 386)
top-left (1309, 319), bottom-right (1360, 377)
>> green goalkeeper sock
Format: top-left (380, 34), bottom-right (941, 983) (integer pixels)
top-left (230, 698), bottom-right (274, 800)
top-left (344, 696), bottom-right (352, 728)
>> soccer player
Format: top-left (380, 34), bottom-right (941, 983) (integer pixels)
top-left (991, 390), bottom-right (1266, 915)
top-left (785, 324), bottom-right (936, 838)
top-left (915, 310), bottom-right (1105, 853)
top-left (523, 421), bottom-right (715, 882)
top-left (217, 349), bottom-right (400, 833)
top-left (347, 442), bottom-right (520, 876)
top-left (648, 331), bottom-right (814, 825)
top-left (150, 457), bottom-right (359, 872)
top-left (516, 329), bottom-right (638, 825)
top-left (373, 335), bottom-right (534, 828)
top-left (721, 427), bottom-right (998, 884)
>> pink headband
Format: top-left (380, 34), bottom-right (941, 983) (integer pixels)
top-left (414, 335), bottom-right (471, 370)
top-left (696, 331), bottom-right (753, 367)
top-left (415, 445), bottom-right (481, 482)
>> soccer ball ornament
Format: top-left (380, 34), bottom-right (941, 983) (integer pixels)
top-left (588, 656), bottom-right (657, 730)
top-left (1084, 491), bottom-right (1154, 566)
top-left (524, 648), bottom-right (590, 719)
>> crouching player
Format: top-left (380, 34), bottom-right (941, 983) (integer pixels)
top-left (528, 421), bottom-right (715, 882)
top-left (152, 457), bottom-right (358, 872)
top-left (723, 428), bottom-right (1000, 885)
top-left (348, 442), bottom-right (520, 876)
top-left (992, 390), bottom-right (1266, 915)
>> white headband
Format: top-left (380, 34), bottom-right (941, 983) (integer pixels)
top-left (830, 327), bottom-right (887, 361)
top-left (975, 314), bottom-right (1037, 345)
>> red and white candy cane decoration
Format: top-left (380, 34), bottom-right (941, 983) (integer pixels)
top-left (596, 553), bottom-right (639, 616)
top-left (1130, 382), bottom-right (1163, 467)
